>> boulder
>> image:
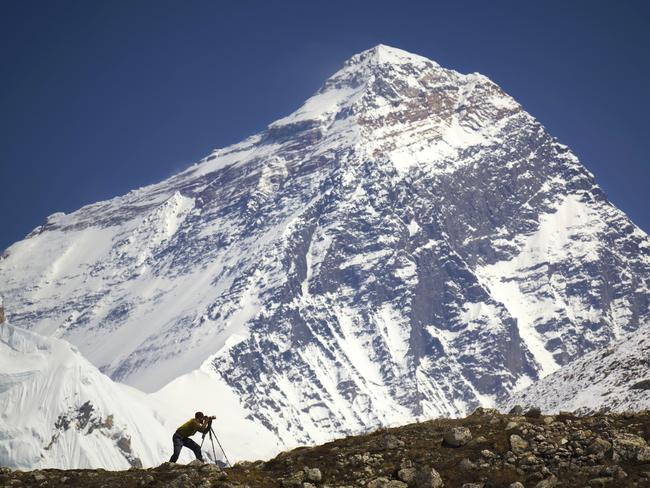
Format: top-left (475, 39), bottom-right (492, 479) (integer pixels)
top-left (525, 407), bottom-right (542, 418)
top-left (282, 471), bottom-right (305, 488)
top-left (367, 477), bottom-right (408, 488)
top-left (397, 467), bottom-right (417, 484)
top-left (471, 407), bottom-right (499, 417)
top-left (510, 434), bottom-right (529, 455)
top-left (613, 433), bottom-right (650, 462)
top-left (382, 434), bottom-right (405, 450)
top-left (414, 467), bottom-right (444, 488)
top-left (534, 476), bottom-right (557, 488)
top-left (304, 467), bottom-right (322, 483)
top-left (587, 437), bottom-right (612, 459)
top-left (443, 427), bottom-right (472, 447)
top-left (509, 405), bottom-right (524, 415)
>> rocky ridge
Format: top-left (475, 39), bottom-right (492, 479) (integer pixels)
top-left (2, 409), bottom-right (649, 488)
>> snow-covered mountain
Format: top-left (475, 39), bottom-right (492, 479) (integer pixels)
top-left (501, 323), bottom-right (650, 414)
top-left (0, 323), bottom-right (169, 469)
top-left (0, 322), bottom-right (281, 469)
top-left (1, 44), bottom-right (649, 457)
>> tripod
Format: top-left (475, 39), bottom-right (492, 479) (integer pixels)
top-left (200, 420), bottom-right (232, 467)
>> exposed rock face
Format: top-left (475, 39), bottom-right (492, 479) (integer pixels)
top-left (2, 411), bottom-right (650, 487)
top-left (1, 44), bottom-right (649, 453)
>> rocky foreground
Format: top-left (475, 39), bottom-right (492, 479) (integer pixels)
top-left (2, 409), bottom-right (650, 488)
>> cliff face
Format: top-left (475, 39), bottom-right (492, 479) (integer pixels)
top-left (1, 45), bottom-right (649, 453)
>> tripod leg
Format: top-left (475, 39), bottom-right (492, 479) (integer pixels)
top-left (211, 426), bottom-right (232, 468)
top-left (209, 429), bottom-right (218, 465)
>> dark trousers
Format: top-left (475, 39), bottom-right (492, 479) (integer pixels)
top-left (169, 433), bottom-right (203, 462)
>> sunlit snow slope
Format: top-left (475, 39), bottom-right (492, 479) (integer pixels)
top-left (0, 323), bottom-right (169, 469)
top-left (1, 45), bottom-right (649, 453)
top-left (501, 323), bottom-right (650, 414)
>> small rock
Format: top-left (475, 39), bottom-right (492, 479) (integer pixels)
top-left (140, 475), bottom-right (154, 486)
top-left (188, 459), bottom-right (205, 467)
top-left (457, 458), bottom-right (476, 470)
top-left (587, 478), bottom-right (613, 488)
top-left (480, 449), bottom-right (496, 459)
top-left (168, 474), bottom-right (193, 488)
top-left (443, 427), bottom-right (472, 447)
top-left (506, 421), bottom-right (520, 430)
top-left (461, 484), bottom-right (484, 488)
top-left (32, 473), bottom-right (47, 482)
top-left (508, 483), bottom-right (525, 488)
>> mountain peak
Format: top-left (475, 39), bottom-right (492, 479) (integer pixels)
top-left (269, 44), bottom-right (444, 129)
top-left (348, 44), bottom-right (438, 68)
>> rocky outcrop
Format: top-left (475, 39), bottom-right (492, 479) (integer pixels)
top-left (2, 410), bottom-right (650, 487)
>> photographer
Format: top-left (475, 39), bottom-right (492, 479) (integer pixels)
top-left (169, 411), bottom-right (215, 463)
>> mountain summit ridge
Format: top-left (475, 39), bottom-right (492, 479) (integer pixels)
top-left (1, 45), bottom-right (649, 459)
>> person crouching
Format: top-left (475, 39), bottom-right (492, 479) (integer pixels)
top-left (169, 411), bottom-right (214, 463)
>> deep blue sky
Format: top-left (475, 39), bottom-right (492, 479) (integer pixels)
top-left (1, 0), bottom-right (649, 252)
